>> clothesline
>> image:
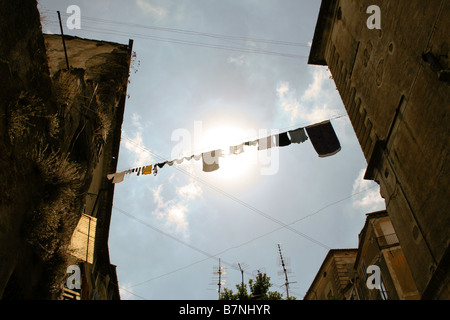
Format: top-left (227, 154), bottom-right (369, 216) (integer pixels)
top-left (107, 119), bottom-right (341, 184)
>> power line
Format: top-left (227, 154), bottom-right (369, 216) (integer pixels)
top-left (41, 9), bottom-right (311, 47)
top-left (120, 136), bottom-right (332, 250)
top-left (118, 183), bottom-right (378, 290)
top-left (45, 21), bottom-right (308, 59)
top-left (113, 206), bottom-right (254, 290)
top-left (40, 11), bottom-right (310, 59)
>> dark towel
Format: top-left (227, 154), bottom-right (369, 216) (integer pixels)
top-left (288, 127), bottom-right (308, 144)
top-left (275, 132), bottom-right (291, 147)
top-left (305, 120), bottom-right (341, 157)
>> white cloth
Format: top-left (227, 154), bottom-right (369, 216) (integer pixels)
top-left (112, 171), bottom-right (125, 183)
top-left (202, 150), bottom-right (220, 172)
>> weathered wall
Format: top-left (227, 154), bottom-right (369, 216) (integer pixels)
top-left (309, 0), bottom-right (449, 298)
top-left (304, 249), bottom-right (357, 300)
top-left (0, 0), bottom-right (55, 299)
top-left (43, 34), bottom-right (132, 300)
top-left (0, 0), bottom-right (131, 299)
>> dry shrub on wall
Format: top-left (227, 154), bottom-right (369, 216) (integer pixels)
top-left (52, 69), bottom-right (82, 108)
top-left (7, 93), bottom-right (43, 143)
top-left (94, 109), bottom-right (112, 144)
top-left (7, 92), bottom-right (60, 142)
top-left (27, 142), bottom-right (83, 268)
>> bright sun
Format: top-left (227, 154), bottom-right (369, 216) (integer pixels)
top-left (196, 125), bottom-right (259, 182)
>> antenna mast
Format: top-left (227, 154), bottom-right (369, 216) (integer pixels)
top-left (277, 244), bottom-right (296, 299)
top-left (238, 263), bottom-right (245, 286)
top-left (211, 258), bottom-right (226, 299)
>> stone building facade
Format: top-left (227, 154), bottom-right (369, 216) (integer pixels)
top-left (304, 249), bottom-right (358, 300)
top-left (305, 211), bottom-right (420, 300)
top-left (352, 211), bottom-right (420, 300)
top-left (0, 0), bottom-right (132, 299)
top-left (43, 34), bottom-right (133, 300)
top-left (308, 0), bottom-right (449, 299)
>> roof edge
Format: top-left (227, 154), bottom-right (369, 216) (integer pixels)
top-left (304, 248), bottom-right (358, 299)
top-left (308, 0), bottom-right (338, 66)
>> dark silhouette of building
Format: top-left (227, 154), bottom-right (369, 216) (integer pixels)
top-left (308, 0), bottom-right (450, 299)
top-left (0, 0), bottom-right (132, 299)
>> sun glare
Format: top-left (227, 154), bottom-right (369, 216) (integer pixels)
top-left (197, 125), bottom-right (260, 182)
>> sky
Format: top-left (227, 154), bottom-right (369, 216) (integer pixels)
top-left (37, 0), bottom-right (386, 300)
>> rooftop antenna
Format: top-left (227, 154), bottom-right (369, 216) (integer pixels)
top-left (210, 258), bottom-right (226, 299)
top-left (231, 262), bottom-right (249, 287)
top-left (277, 244), bottom-right (296, 299)
top-left (238, 263), bottom-right (245, 286)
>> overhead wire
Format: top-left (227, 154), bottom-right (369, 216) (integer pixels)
top-left (37, 7), bottom-right (363, 300)
top-left (120, 135), bottom-right (332, 250)
top-left (113, 206), bottom-right (254, 290)
top-left (114, 116), bottom-right (381, 290)
top-left (116, 182), bottom-right (379, 290)
top-left (41, 9), bottom-right (311, 47)
top-left (40, 10), bottom-right (310, 60)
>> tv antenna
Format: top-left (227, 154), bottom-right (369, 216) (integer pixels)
top-left (277, 244), bottom-right (297, 299)
top-left (231, 262), bottom-right (249, 287)
top-left (210, 258), bottom-right (226, 299)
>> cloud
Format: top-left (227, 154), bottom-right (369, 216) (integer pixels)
top-left (123, 113), bottom-right (152, 167)
top-left (177, 180), bottom-right (203, 200)
top-left (302, 68), bottom-right (330, 101)
top-left (136, 0), bottom-right (168, 19)
top-left (227, 54), bottom-right (247, 67)
top-left (151, 168), bottom-right (203, 237)
top-left (152, 185), bottom-right (189, 235)
top-left (276, 81), bottom-right (290, 99)
top-left (352, 169), bottom-right (385, 212)
top-left (276, 71), bottom-right (338, 125)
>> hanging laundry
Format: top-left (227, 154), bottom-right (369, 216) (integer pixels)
top-left (107, 119), bottom-right (343, 182)
top-left (157, 162), bottom-right (166, 168)
top-left (288, 127), bottom-right (308, 144)
top-left (112, 171), bottom-right (125, 184)
top-left (229, 143), bottom-right (245, 155)
top-left (258, 136), bottom-right (274, 151)
top-left (142, 165), bottom-right (153, 175)
top-left (305, 120), bottom-right (341, 157)
top-left (275, 132), bottom-right (291, 147)
top-left (202, 150), bottom-right (220, 172)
